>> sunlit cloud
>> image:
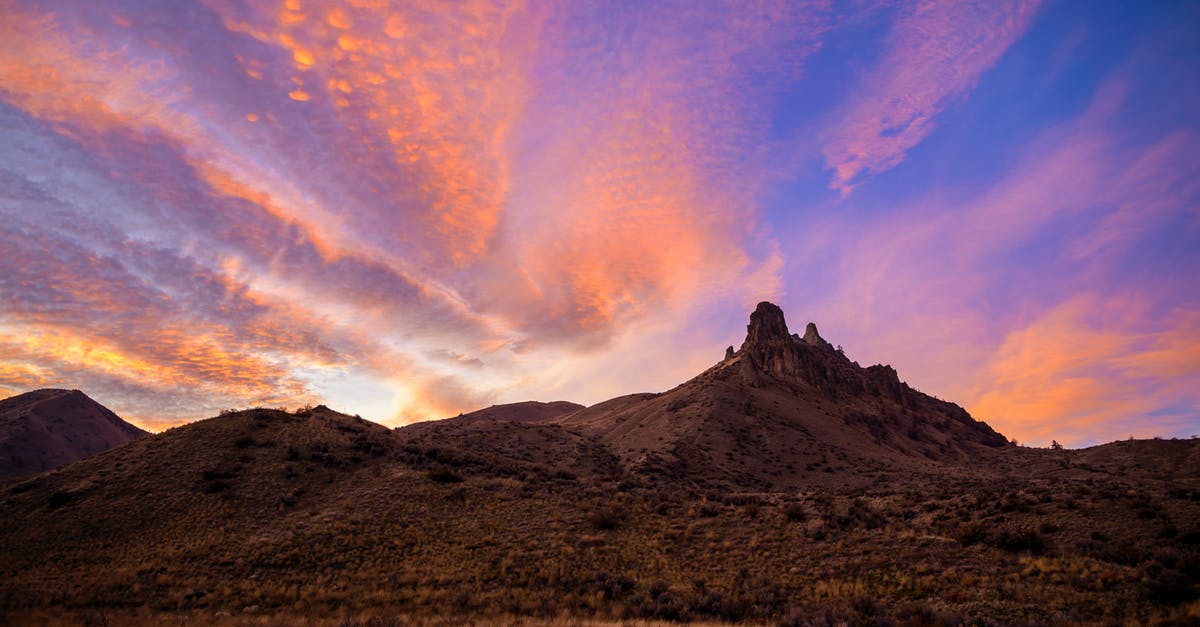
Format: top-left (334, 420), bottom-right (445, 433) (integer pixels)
top-left (822, 0), bottom-right (1042, 195)
top-left (0, 1), bottom-right (1196, 446)
top-left (967, 297), bottom-right (1200, 447)
top-left (783, 62), bottom-right (1200, 446)
top-left (0, 0), bottom-right (829, 428)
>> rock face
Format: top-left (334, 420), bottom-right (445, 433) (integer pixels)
top-left (740, 301), bottom-right (804, 379)
top-left (0, 389), bottom-right (149, 478)
top-left (802, 322), bottom-right (827, 347)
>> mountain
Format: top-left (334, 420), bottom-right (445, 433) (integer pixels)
top-left (0, 389), bottom-right (149, 478)
top-left (553, 302), bottom-right (1008, 490)
top-left (1, 305), bottom-right (1196, 624)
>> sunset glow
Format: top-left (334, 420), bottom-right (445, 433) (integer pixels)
top-left (1, 0), bottom-right (1196, 446)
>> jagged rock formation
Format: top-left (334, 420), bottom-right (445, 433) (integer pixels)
top-left (556, 301), bottom-right (1008, 489)
top-left (0, 389), bottom-right (149, 478)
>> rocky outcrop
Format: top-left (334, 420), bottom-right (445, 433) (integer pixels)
top-left (731, 302), bottom-right (1008, 448)
top-left (740, 302), bottom-right (804, 380)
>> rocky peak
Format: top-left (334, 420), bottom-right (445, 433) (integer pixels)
top-left (740, 302), bottom-right (803, 380)
top-left (744, 302), bottom-right (791, 347)
top-left (802, 322), bottom-right (822, 345)
top-left (735, 303), bottom-right (855, 392)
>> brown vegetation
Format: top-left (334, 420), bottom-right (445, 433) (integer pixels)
top-left (0, 304), bottom-right (1197, 623)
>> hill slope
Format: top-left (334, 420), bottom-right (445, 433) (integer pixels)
top-left (434, 400), bottom-right (586, 425)
top-left (1, 305), bottom-right (1197, 624)
top-left (0, 389), bottom-right (149, 478)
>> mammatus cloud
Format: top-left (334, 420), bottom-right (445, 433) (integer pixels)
top-left (822, 0), bottom-right (1042, 195)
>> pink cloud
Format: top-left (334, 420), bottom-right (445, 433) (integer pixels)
top-left (790, 68), bottom-right (1200, 446)
top-left (823, 0), bottom-right (1042, 194)
top-left (0, 1), bottom-right (832, 427)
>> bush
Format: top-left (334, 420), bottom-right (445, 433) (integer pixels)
top-left (783, 503), bottom-right (807, 523)
top-left (1141, 561), bottom-right (1195, 604)
top-left (426, 467), bottom-right (464, 483)
top-left (957, 522), bottom-right (988, 546)
top-left (992, 527), bottom-right (1044, 553)
top-left (587, 506), bottom-right (625, 531)
top-left (47, 491), bottom-right (77, 509)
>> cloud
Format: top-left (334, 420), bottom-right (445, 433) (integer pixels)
top-left (822, 0), bottom-right (1042, 194)
top-left (967, 297), bottom-right (1200, 447)
top-left (785, 64), bottom-right (1200, 446)
top-left (0, 1), bottom-right (834, 427)
top-left (481, 0), bottom-right (829, 340)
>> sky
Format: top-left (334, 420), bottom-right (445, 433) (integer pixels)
top-left (0, 0), bottom-right (1196, 447)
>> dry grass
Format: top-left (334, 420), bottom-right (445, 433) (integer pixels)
top-left (1, 408), bottom-right (1197, 624)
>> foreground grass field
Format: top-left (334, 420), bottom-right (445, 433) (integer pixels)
top-left (2, 408), bottom-right (1197, 625)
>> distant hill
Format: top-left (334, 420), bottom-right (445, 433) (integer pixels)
top-left (428, 400), bottom-right (585, 425)
top-left (0, 389), bottom-right (148, 478)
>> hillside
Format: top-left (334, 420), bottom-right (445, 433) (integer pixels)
top-left (432, 401), bottom-right (586, 425)
top-left (0, 305), bottom-right (1197, 624)
top-left (0, 389), bottom-right (149, 478)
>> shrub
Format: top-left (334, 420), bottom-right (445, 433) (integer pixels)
top-left (426, 467), bottom-right (464, 483)
top-left (587, 506), bottom-right (625, 531)
top-left (957, 522), bottom-right (988, 546)
top-left (47, 491), bottom-right (77, 509)
top-left (992, 527), bottom-right (1044, 553)
top-left (783, 503), bottom-right (807, 523)
top-left (1141, 561), bottom-right (1196, 604)
top-left (201, 479), bottom-right (232, 494)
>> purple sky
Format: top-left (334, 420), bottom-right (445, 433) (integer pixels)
top-left (0, 0), bottom-right (1197, 447)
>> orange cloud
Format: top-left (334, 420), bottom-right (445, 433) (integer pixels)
top-left (0, 321), bottom-right (317, 417)
top-left (966, 297), bottom-right (1200, 446)
top-left (0, 0), bottom-right (821, 429)
top-left (203, 0), bottom-right (543, 265)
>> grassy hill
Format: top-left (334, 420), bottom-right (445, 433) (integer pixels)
top-left (0, 304), bottom-right (1197, 624)
top-left (1, 405), bottom-right (1197, 624)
